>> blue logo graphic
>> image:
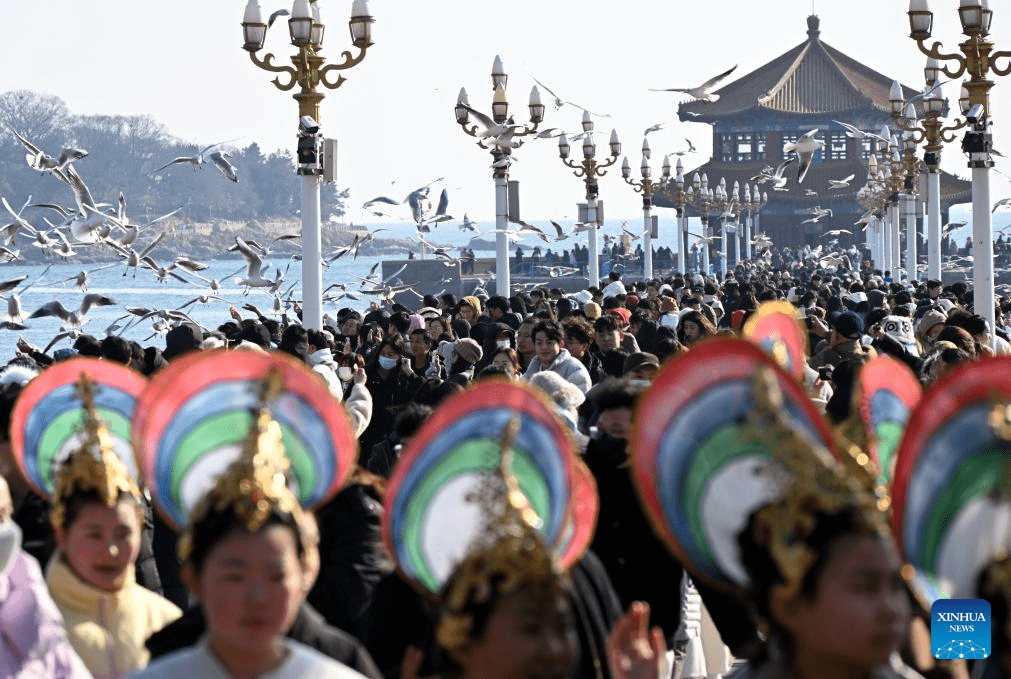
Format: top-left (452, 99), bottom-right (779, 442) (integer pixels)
top-left (931, 599), bottom-right (991, 660)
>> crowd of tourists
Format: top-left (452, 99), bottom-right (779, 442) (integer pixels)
top-left (1, 250), bottom-right (1011, 679)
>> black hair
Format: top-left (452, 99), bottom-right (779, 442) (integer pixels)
top-left (184, 504), bottom-right (307, 575)
top-left (306, 328), bottom-right (330, 351)
top-left (59, 488), bottom-right (142, 531)
top-left (410, 327), bottom-right (433, 345)
top-left (531, 319), bottom-right (564, 344)
top-left (592, 376), bottom-right (644, 412)
top-left (593, 315), bottom-right (620, 334)
top-left (390, 311), bottom-right (412, 335)
top-left (486, 296), bottom-right (510, 313)
top-left (393, 402), bottom-right (433, 442)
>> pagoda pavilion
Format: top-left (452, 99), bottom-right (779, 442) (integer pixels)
top-left (654, 15), bottom-right (971, 259)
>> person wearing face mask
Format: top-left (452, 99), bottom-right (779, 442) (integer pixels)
top-left (581, 378), bottom-right (686, 650)
top-left (359, 338), bottom-right (424, 460)
top-left (474, 323), bottom-right (514, 373)
top-left (0, 475), bottom-right (94, 679)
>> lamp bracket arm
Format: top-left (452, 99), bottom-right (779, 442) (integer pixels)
top-left (249, 50), bottom-right (298, 91)
top-left (319, 46), bottom-right (369, 89)
top-left (991, 50), bottom-right (1011, 77)
top-left (916, 39), bottom-right (967, 79)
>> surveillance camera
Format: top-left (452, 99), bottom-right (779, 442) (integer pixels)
top-left (299, 115), bottom-right (320, 135)
top-left (966, 104), bottom-right (985, 124)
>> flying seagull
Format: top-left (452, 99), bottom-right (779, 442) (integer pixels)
top-left (529, 75), bottom-right (611, 118)
top-left (783, 129), bottom-right (824, 184)
top-left (828, 174), bottom-right (856, 190)
top-left (208, 151), bottom-right (239, 182)
top-left (154, 140), bottom-right (234, 175)
top-left (12, 131), bottom-right (87, 176)
top-left (649, 65), bottom-right (738, 103)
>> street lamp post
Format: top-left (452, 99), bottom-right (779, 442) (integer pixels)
top-left (692, 174), bottom-right (715, 276)
top-left (858, 152), bottom-right (889, 271)
top-left (558, 112), bottom-right (621, 289)
top-left (455, 56), bottom-right (544, 297)
top-left (622, 139), bottom-right (671, 281)
top-left (908, 0), bottom-right (1011, 343)
top-left (671, 160), bottom-right (688, 274)
top-left (241, 0), bottom-right (374, 330)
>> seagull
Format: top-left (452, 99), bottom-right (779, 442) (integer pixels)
top-left (529, 76), bottom-right (611, 117)
top-left (267, 8), bottom-right (289, 27)
top-left (232, 236), bottom-right (279, 289)
top-left (0, 276), bottom-right (29, 295)
top-left (753, 158), bottom-right (795, 191)
top-left (548, 219), bottom-right (568, 241)
top-left (649, 65), bottom-right (737, 103)
top-left (783, 129), bottom-right (824, 184)
top-left (62, 165), bottom-right (111, 243)
top-left (108, 231), bottom-right (166, 277)
top-left (29, 294), bottom-right (117, 329)
top-left (804, 189), bottom-right (819, 197)
top-left (832, 121), bottom-right (890, 144)
top-left (943, 221), bottom-right (966, 235)
top-left (176, 294), bottom-right (233, 312)
top-left (12, 131), bottom-right (87, 176)
top-left (688, 232), bottom-right (722, 244)
top-left (643, 123), bottom-right (666, 137)
top-left (751, 233), bottom-right (774, 250)
top-left (801, 206), bottom-right (833, 224)
top-left (993, 197), bottom-right (1011, 213)
top-left (58, 263), bottom-right (117, 291)
top-left (0, 195), bottom-right (37, 245)
top-left (822, 229), bottom-right (852, 237)
top-left (458, 213), bottom-right (478, 232)
top-left (458, 105), bottom-right (526, 151)
top-left (154, 140), bottom-right (233, 175)
top-left (208, 151), bottom-right (239, 182)
top-left (828, 174), bottom-right (856, 190)
top-left (231, 233), bottom-right (299, 258)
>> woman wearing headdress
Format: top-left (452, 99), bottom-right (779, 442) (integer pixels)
top-left (39, 374), bottom-right (181, 678)
top-left (132, 370), bottom-right (370, 679)
top-left (630, 340), bottom-right (920, 679)
top-left (379, 380), bottom-right (661, 679)
top-left (888, 356), bottom-right (1011, 679)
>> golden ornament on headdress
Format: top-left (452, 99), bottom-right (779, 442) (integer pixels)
top-left (436, 416), bottom-right (560, 653)
top-left (50, 373), bottom-right (141, 531)
top-left (178, 368), bottom-right (314, 561)
top-left (745, 367), bottom-right (889, 599)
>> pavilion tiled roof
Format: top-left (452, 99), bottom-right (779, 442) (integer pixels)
top-left (679, 15), bottom-right (919, 121)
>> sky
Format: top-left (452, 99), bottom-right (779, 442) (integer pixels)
top-left (4, 0), bottom-right (1011, 228)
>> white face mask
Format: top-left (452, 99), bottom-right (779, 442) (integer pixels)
top-left (337, 366), bottom-right (353, 382)
top-left (496, 340), bottom-right (511, 351)
top-left (378, 355), bottom-right (399, 370)
top-left (0, 519), bottom-right (21, 577)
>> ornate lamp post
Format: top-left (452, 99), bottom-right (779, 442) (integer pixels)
top-left (858, 153), bottom-right (887, 269)
top-left (671, 160), bottom-right (688, 274)
top-left (692, 173), bottom-right (714, 276)
top-left (622, 139), bottom-right (671, 281)
top-left (455, 56), bottom-right (544, 296)
top-left (558, 112), bottom-right (621, 289)
top-left (908, 0), bottom-right (1011, 342)
top-left (916, 73), bottom-right (961, 280)
top-left (708, 178), bottom-right (731, 278)
top-left (241, 0), bottom-right (374, 330)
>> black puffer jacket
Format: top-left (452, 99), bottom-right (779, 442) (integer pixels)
top-left (307, 477), bottom-right (395, 641)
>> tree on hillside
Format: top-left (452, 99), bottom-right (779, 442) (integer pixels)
top-left (0, 89), bottom-right (348, 224)
top-left (0, 90), bottom-right (71, 144)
